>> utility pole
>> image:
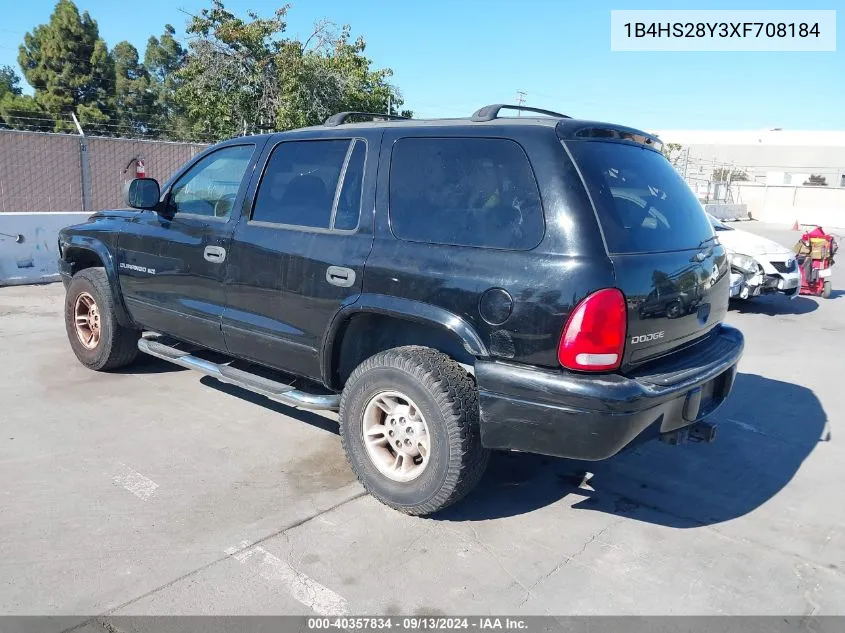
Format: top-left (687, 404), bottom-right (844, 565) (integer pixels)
top-left (71, 112), bottom-right (91, 213)
top-left (387, 90), bottom-right (391, 116)
top-left (516, 90), bottom-right (527, 115)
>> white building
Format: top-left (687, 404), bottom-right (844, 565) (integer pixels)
top-left (653, 129), bottom-right (845, 188)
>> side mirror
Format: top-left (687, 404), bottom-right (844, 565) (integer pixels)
top-left (124, 178), bottom-right (161, 210)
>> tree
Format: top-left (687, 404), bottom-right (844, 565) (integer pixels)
top-left (176, 0), bottom-right (287, 140)
top-left (661, 142), bottom-right (684, 167)
top-left (3, 0), bottom-right (410, 140)
top-left (275, 22), bottom-right (409, 130)
top-left (112, 41), bottom-right (155, 136)
top-left (0, 65), bottom-right (23, 99)
top-left (144, 24), bottom-right (189, 138)
top-left (712, 167), bottom-right (749, 182)
top-left (0, 66), bottom-right (36, 129)
top-left (803, 174), bottom-right (828, 186)
top-left (176, 0), bottom-right (408, 139)
top-left (0, 94), bottom-right (50, 130)
top-left (17, 0), bottom-right (113, 133)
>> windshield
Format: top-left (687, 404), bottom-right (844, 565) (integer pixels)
top-left (567, 140), bottom-right (715, 254)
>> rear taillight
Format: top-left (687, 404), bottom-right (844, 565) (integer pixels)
top-left (558, 288), bottom-right (627, 372)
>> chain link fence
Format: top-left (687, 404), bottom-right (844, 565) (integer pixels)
top-left (0, 130), bottom-right (208, 213)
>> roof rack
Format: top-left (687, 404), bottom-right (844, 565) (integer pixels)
top-left (470, 104), bottom-right (570, 122)
top-left (324, 112), bottom-right (410, 127)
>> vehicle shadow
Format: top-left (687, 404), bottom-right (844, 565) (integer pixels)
top-left (113, 352), bottom-right (186, 374)
top-left (730, 295), bottom-right (818, 315)
top-left (198, 375), bottom-right (340, 437)
top-left (436, 372), bottom-right (828, 526)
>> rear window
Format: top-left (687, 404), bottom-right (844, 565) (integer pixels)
top-left (389, 137), bottom-right (544, 250)
top-left (567, 140), bottom-right (713, 254)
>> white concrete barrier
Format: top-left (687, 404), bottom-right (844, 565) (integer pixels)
top-left (703, 203), bottom-right (750, 221)
top-left (0, 212), bottom-right (90, 286)
top-left (735, 184), bottom-right (845, 230)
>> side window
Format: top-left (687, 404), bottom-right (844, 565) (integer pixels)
top-left (169, 145), bottom-right (254, 219)
top-left (252, 139), bottom-right (358, 229)
top-left (333, 140), bottom-right (366, 231)
top-left (389, 137), bottom-right (544, 249)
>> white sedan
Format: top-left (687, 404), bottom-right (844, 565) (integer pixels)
top-left (708, 215), bottom-right (801, 299)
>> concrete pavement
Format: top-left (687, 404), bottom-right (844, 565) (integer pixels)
top-left (0, 221), bottom-right (842, 621)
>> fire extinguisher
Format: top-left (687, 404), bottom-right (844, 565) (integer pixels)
top-left (122, 155), bottom-right (146, 180)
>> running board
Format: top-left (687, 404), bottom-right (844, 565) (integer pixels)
top-left (137, 338), bottom-right (340, 411)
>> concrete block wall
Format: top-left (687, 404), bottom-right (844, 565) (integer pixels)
top-left (0, 212), bottom-right (90, 286)
top-left (735, 184), bottom-right (845, 229)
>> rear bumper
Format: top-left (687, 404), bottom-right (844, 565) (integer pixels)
top-left (476, 324), bottom-right (744, 460)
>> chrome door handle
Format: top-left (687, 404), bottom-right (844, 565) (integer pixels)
top-left (326, 266), bottom-right (355, 287)
top-left (204, 245), bottom-right (227, 263)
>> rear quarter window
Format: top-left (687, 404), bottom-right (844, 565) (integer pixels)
top-left (389, 137), bottom-right (544, 250)
top-left (567, 140), bottom-right (714, 254)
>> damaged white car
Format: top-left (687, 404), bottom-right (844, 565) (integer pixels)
top-left (708, 215), bottom-right (801, 300)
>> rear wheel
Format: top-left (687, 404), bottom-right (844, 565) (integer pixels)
top-left (64, 267), bottom-right (140, 371)
top-left (339, 346), bottom-right (489, 515)
top-left (823, 280), bottom-right (832, 299)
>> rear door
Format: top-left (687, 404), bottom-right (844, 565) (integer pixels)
top-left (565, 138), bottom-right (729, 368)
top-left (222, 132), bottom-right (376, 379)
top-left (118, 142), bottom-right (261, 350)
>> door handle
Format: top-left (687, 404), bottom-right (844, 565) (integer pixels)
top-left (204, 245), bottom-right (227, 263)
top-left (326, 266), bottom-right (356, 288)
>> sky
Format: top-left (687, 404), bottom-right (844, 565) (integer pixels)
top-left (0, 0), bottom-right (841, 131)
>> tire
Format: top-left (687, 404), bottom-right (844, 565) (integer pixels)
top-left (339, 346), bottom-right (490, 516)
top-left (64, 267), bottom-right (140, 371)
top-left (823, 281), bottom-right (832, 299)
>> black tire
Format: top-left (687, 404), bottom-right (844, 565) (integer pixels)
top-left (64, 267), bottom-right (140, 371)
top-left (823, 280), bottom-right (832, 299)
top-left (339, 346), bottom-right (490, 516)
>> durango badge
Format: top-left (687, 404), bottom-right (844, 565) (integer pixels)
top-left (630, 331), bottom-right (665, 344)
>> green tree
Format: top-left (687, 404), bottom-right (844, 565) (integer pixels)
top-left (112, 41), bottom-right (155, 136)
top-left (144, 24), bottom-right (189, 138)
top-left (712, 167), bottom-right (749, 182)
top-left (661, 142), bottom-right (684, 166)
top-left (803, 174), bottom-right (828, 186)
top-left (276, 23), bottom-right (410, 130)
top-left (176, 0), bottom-right (409, 139)
top-left (0, 65), bottom-right (23, 99)
top-left (176, 0), bottom-right (286, 140)
top-left (17, 0), bottom-right (113, 133)
top-left (0, 94), bottom-right (50, 130)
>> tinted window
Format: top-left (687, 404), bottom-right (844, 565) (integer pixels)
top-left (169, 145), bottom-right (254, 219)
top-left (333, 140), bottom-right (366, 230)
top-left (567, 140), bottom-right (714, 254)
top-left (252, 140), bottom-right (351, 229)
top-left (389, 138), bottom-right (544, 250)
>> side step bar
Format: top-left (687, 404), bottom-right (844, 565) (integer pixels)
top-left (137, 338), bottom-right (340, 411)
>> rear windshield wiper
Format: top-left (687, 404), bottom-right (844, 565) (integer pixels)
top-left (698, 235), bottom-right (719, 248)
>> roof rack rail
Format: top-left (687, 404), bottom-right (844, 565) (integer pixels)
top-left (471, 104), bottom-right (570, 122)
top-left (324, 111), bottom-right (410, 127)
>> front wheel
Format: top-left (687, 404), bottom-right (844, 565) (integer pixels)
top-left (339, 346), bottom-right (489, 516)
top-left (823, 280), bottom-right (832, 299)
top-left (64, 267), bottom-right (140, 371)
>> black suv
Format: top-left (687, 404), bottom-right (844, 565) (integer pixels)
top-left (58, 104), bottom-right (743, 515)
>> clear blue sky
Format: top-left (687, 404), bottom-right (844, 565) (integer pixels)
top-left (0, 0), bottom-right (841, 130)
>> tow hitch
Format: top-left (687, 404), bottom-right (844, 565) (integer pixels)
top-left (660, 421), bottom-right (718, 446)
